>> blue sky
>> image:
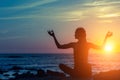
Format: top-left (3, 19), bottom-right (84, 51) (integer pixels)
top-left (0, 0), bottom-right (120, 53)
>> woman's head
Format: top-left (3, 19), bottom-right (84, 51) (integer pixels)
top-left (75, 27), bottom-right (86, 39)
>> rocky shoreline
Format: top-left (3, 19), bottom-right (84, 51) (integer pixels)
top-left (9, 70), bottom-right (66, 80)
top-left (94, 70), bottom-right (120, 80)
top-left (1, 66), bottom-right (120, 80)
top-left (11, 70), bottom-right (120, 80)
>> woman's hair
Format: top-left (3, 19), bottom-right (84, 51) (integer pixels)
top-left (75, 27), bottom-right (86, 38)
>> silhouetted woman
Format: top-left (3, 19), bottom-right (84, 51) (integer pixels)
top-left (48, 27), bottom-right (112, 78)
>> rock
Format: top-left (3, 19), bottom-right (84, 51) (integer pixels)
top-left (4, 74), bottom-right (9, 76)
top-left (10, 66), bottom-right (23, 70)
top-left (37, 69), bottom-right (46, 77)
top-left (13, 72), bottom-right (19, 76)
top-left (25, 67), bottom-right (37, 71)
top-left (12, 71), bottom-right (35, 80)
top-left (9, 69), bottom-right (67, 80)
top-left (0, 69), bottom-right (4, 74)
top-left (94, 70), bottom-right (120, 80)
top-left (47, 70), bottom-right (65, 77)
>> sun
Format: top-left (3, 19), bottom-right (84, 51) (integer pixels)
top-left (104, 43), bottom-right (113, 52)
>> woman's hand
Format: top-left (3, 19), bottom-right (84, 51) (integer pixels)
top-left (48, 30), bottom-right (55, 37)
top-left (106, 31), bottom-right (113, 38)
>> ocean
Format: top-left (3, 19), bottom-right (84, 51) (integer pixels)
top-left (0, 53), bottom-right (120, 79)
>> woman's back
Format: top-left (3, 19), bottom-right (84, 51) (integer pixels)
top-left (73, 41), bottom-right (90, 70)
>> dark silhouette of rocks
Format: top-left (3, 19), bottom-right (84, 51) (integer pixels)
top-left (47, 70), bottom-right (65, 77)
top-left (0, 69), bottom-right (4, 74)
top-left (9, 69), bottom-right (66, 80)
top-left (25, 67), bottom-right (37, 71)
top-left (9, 69), bottom-right (120, 80)
top-left (13, 72), bottom-right (19, 76)
top-left (37, 69), bottom-right (46, 77)
top-left (94, 70), bottom-right (120, 80)
top-left (4, 74), bottom-right (9, 76)
top-left (10, 66), bottom-right (23, 70)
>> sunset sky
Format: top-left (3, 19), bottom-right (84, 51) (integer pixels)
top-left (0, 0), bottom-right (120, 53)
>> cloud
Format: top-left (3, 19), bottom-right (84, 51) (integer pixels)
top-left (0, 15), bottom-right (60, 20)
top-left (98, 13), bottom-right (120, 18)
top-left (99, 20), bottom-right (113, 23)
top-left (0, 16), bottom-right (35, 20)
top-left (1, 0), bottom-right (58, 9)
top-left (83, 0), bottom-right (120, 7)
top-left (0, 0), bottom-right (96, 21)
top-left (58, 11), bottom-right (85, 21)
top-left (1, 0), bottom-right (120, 22)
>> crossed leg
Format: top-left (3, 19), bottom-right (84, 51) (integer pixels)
top-left (59, 63), bottom-right (92, 78)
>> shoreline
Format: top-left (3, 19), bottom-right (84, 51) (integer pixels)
top-left (1, 66), bottom-right (120, 80)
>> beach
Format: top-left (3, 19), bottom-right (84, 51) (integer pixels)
top-left (0, 53), bottom-right (120, 80)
